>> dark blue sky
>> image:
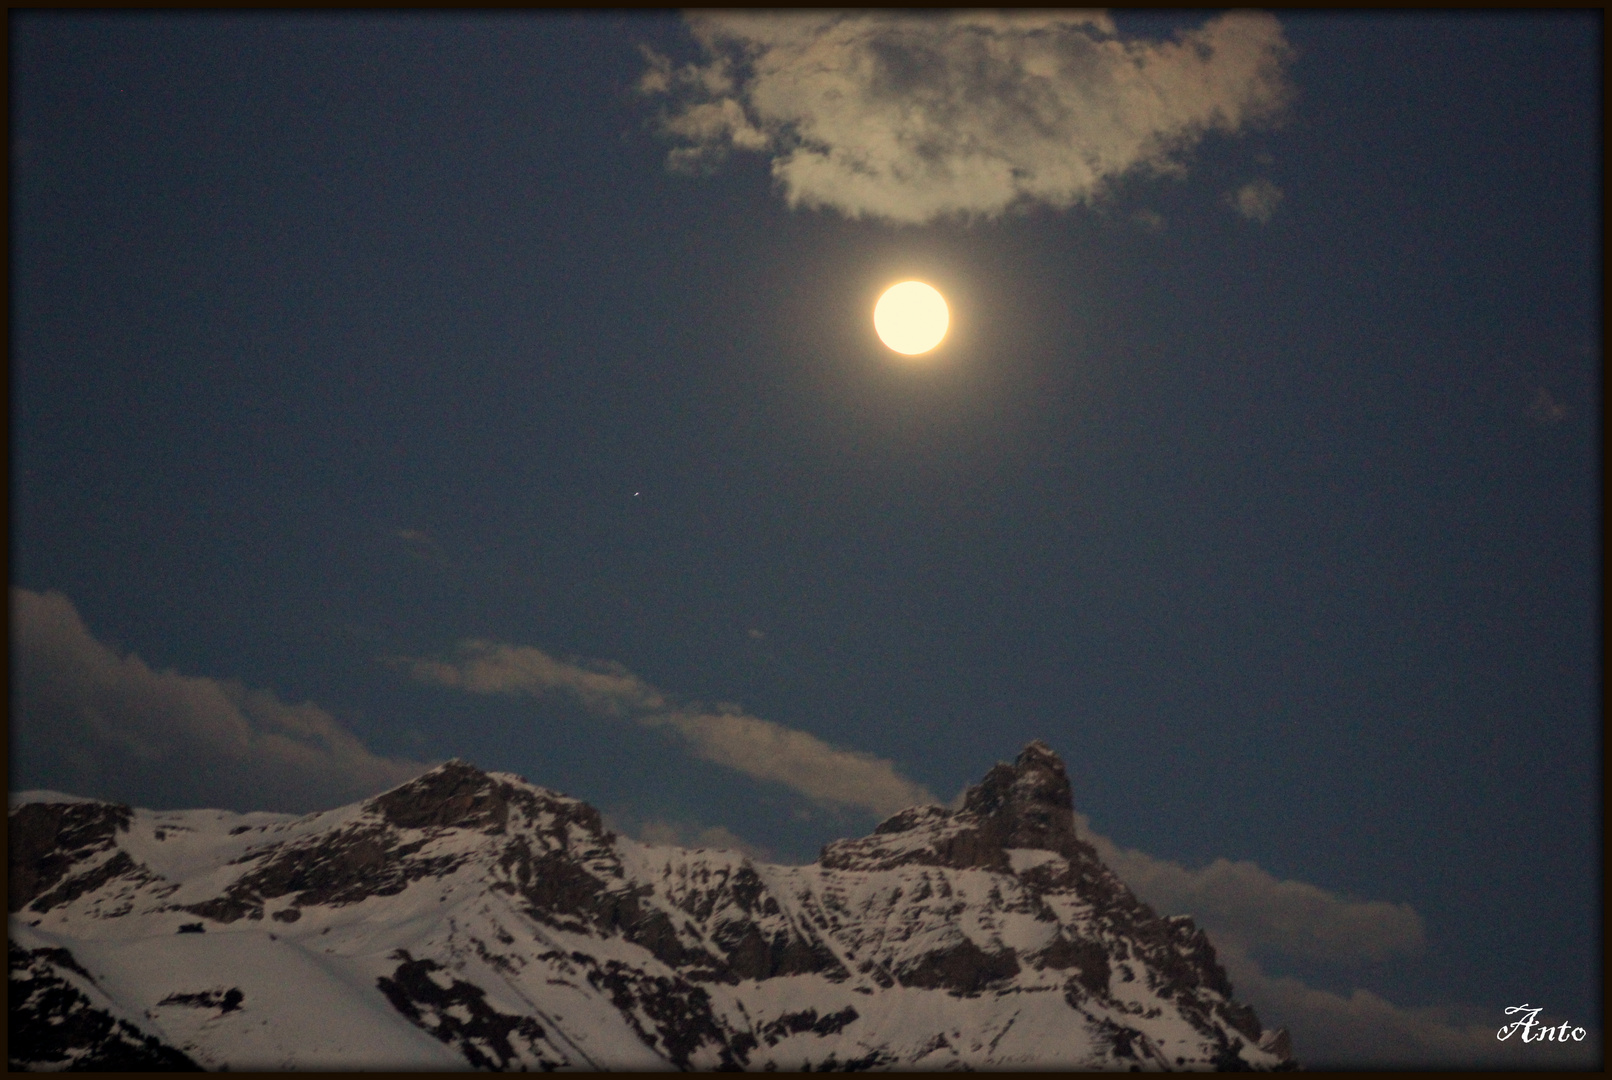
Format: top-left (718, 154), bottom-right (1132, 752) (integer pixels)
top-left (11, 11), bottom-right (1599, 1065)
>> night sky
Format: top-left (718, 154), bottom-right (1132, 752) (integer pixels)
top-left (11, 11), bottom-right (1600, 1067)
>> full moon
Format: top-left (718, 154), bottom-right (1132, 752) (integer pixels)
top-left (874, 281), bottom-right (949, 355)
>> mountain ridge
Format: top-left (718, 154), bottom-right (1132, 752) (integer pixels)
top-left (9, 742), bottom-right (1296, 1071)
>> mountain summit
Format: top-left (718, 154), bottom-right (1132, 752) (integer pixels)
top-left (823, 739), bottom-right (1083, 874)
top-left (10, 744), bottom-right (1295, 1071)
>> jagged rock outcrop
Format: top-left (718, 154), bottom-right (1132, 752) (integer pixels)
top-left (8, 940), bottom-right (201, 1071)
top-left (9, 801), bottom-right (134, 913)
top-left (8, 743), bottom-right (1297, 1071)
top-left (824, 740), bottom-right (1091, 871)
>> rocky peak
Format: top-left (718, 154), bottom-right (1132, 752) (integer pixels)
top-left (960, 740), bottom-right (1076, 852)
top-left (176, 761), bottom-right (619, 926)
top-left (822, 741), bottom-right (1086, 872)
top-left (369, 760), bottom-right (508, 832)
top-left (366, 759), bottom-right (606, 841)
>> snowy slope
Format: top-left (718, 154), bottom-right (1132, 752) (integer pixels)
top-left (9, 742), bottom-right (1295, 1071)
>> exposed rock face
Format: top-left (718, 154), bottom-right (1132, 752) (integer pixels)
top-left (376, 949), bottom-right (560, 1070)
top-left (816, 742), bottom-right (1270, 1053)
top-left (8, 744), bottom-right (1297, 1071)
top-left (826, 739), bottom-right (1083, 872)
top-left (9, 940), bottom-right (201, 1071)
top-left (9, 801), bottom-right (132, 913)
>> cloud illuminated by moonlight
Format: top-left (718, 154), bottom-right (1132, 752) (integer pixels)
top-left (641, 10), bottom-right (1294, 224)
top-left (10, 588), bottom-right (431, 814)
top-left (395, 639), bottom-right (937, 819)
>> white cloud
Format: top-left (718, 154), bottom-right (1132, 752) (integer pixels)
top-left (10, 587), bottom-right (431, 814)
top-left (1076, 812), bottom-right (1424, 966)
top-left (400, 640), bottom-right (668, 717)
top-left (643, 708), bottom-right (934, 818)
top-left (642, 11), bottom-right (1293, 224)
top-left (1077, 813), bottom-right (1599, 1068)
top-left (635, 819), bottom-right (773, 863)
top-left (1222, 944), bottom-right (1600, 1069)
top-left (1229, 177), bottom-right (1283, 222)
top-left (396, 640), bottom-right (935, 819)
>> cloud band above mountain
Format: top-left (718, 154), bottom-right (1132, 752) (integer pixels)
top-left (396, 639), bottom-right (936, 819)
top-left (641, 10), bottom-right (1294, 223)
top-left (1077, 812), bottom-right (1425, 967)
top-left (1070, 815), bottom-right (1594, 1067)
top-left (10, 588), bottom-right (430, 814)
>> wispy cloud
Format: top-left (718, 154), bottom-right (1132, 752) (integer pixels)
top-left (10, 588), bottom-right (431, 814)
top-left (400, 640), bottom-right (668, 716)
top-left (1077, 813), bottom-right (1598, 1068)
top-left (1222, 945), bottom-right (1599, 1068)
top-left (395, 639), bottom-right (935, 818)
top-left (1077, 812), bottom-right (1423, 966)
top-left (641, 11), bottom-right (1293, 224)
top-left (634, 819), bottom-right (773, 863)
top-left (1229, 177), bottom-right (1283, 222)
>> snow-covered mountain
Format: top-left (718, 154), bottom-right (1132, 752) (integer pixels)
top-left (9, 741), bottom-right (1295, 1071)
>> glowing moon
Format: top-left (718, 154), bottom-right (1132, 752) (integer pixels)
top-left (874, 281), bottom-right (949, 355)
